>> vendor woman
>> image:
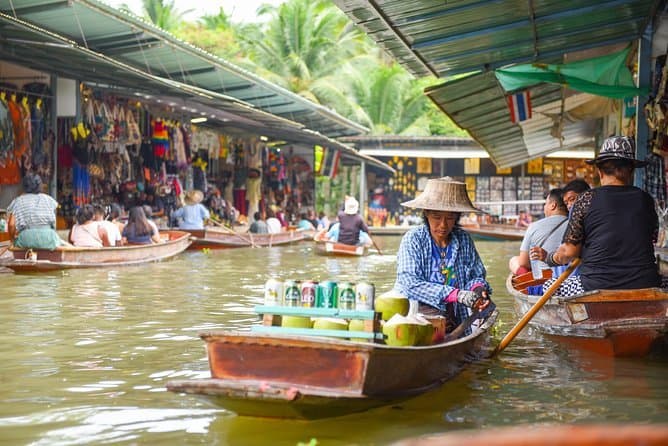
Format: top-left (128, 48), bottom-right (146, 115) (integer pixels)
top-left (394, 177), bottom-right (491, 329)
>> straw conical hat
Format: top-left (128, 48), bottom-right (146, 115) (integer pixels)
top-left (184, 189), bottom-right (204, 205)
top-left (401, 177), bottom-right (481, 213)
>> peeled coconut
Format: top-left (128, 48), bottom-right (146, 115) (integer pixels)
top-left (382, 313), bottom-right (419, 346)
top-left (412, 313), bottom-right (435, 346)
top-left (374, 290), bottom-right (410, 321)
top-left (347, 319), bottom-right (368, 342)
top-left (312, 317), bottom-right (349, 331)
top-left (281, 316), bottom-right (312, 329)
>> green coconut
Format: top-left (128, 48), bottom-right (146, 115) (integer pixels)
top-left (382, 314), bottom-right (419, 347)
top-left (347, 319), bottom-right (368, 342)
top-left (281, 316), bottom-right (312, 329)
top-left (374, 290), bottom-right (410, 321)
top-left (312, 317), bottom-right (349, 331)
top-left (412, 314), bottom-right (435, 346)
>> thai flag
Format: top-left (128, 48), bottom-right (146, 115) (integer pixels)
top-left (507, 91), bottom-right (532, 123)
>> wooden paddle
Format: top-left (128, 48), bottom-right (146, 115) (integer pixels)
top-left (369, 233), bottom-right (383, 255)
top-left (208, 217), bottom-right (257, 248)
top-left (493, 257), bottom-right (581, 355)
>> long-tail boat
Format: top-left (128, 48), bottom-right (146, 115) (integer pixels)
top-left (507, 271), bottom-right (668, 357)
top-left (1, 230), bottom-right (191, 272)
top-left (461, 223), bottom-right (525, 241)
top-left (186, 227), bottom-right (305, 249)
top-left (312, 230), bottom-right (372, 256)
top-left (166, 305), bottom-right (497, 419)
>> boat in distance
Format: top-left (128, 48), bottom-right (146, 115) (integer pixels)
top-left (166, 308), bottom-right (498, 419)
top-left (507, 271), bottom-right (668, 357)
top-left (462, 223), bottom-right (525, 241)
top-left (186, 227), bottom-right (305, 249)
top-left (1, 230), bottom-right (191, 272)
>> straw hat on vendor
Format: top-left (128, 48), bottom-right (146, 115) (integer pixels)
top-left (344, 196), bottom-right (360, 215)
top-left (184, 189), bottom-right (204, 205)
top-left (393, 176), bottom-right (492, 322)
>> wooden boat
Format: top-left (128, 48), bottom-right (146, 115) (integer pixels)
top-left (315, 240), bottom-right (369, 256)
top-left (186, 227), bottom-right (305, 249)
top-left (367, 225), bottom-right (412, 236)
top-left (391, 423), bottom-right (668, 446)
top-left (507, 271), bottom-right (668, 357)
top-left (0, 230), bottom-right (191, 272)
top-left (462, 223), bottom-right (525, 241)
top-left (166, 306), bottom-right (497, 419)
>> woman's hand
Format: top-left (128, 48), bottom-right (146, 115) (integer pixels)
top-left (529, 246), bottom-right (547, 262)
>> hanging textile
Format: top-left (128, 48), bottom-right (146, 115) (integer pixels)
top-left (495, 46), bottom-right (646, 99)
top-left (644, 152), bottom-right (666, 205)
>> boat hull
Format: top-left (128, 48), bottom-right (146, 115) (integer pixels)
top-left (166, 310), bottom-right (497, 419)
top-left (315, 241), bottom-right (368, 256)
top-left (1, 230), bottom-right (191, 271)
top-left (462, 224), bottom-right (525, 241)
top-left (507, 274), bottom-right (668, 357)
top-left (187, 228), bottom-right (305, 249)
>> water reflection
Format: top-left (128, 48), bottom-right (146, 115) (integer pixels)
top-left (0, 237), bottom-right (666, 445)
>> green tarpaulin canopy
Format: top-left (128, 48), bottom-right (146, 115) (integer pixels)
top-left (495, 47), bottom-right (647, 99)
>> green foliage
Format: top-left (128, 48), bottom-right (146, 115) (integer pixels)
top-left (139, 0), bottom-right (192, 32)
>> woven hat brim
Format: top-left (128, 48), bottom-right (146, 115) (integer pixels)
top-left (585, 155), bottom-right (648, 167)
top-left (401, 198), bottom-right (482, 213)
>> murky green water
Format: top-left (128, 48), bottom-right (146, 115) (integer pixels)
top-left (0, 237), bottom-right (666, 445)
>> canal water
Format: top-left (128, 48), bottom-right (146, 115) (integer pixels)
top-left (0, 236), bottom-right (666, 445)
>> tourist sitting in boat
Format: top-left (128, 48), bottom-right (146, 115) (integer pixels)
top-left (532, 136), bottom-right (661, 296)
top-left (394, 177), bottom-right (492, 330)
top-left (93, 204), bottom-right (122, 247)
top-left (265, 208), bottom-right (282, 233)
top-left (249, 212), bottom-right (268, 234)
top-left (108, 203), bottom-right (125, 235)
top-left (122, 206), bottom-right (161, 245)
top-left (7, 173), bottom-right (68, 250)
top-left (296, 212), bottom-right (316, 231)
top-left (69, 204), bottom-right (111, 248)
top-left (515, 210), bottom-right (532, 228)
top-left (317, 211), bottom-right (330, 230)
top-left (562, 178), bottom-right (591, 212)
top-left (143, 205), bottom-right (161, 236)
top-left (328, 197), bottom-right (369, 246)
top-left (172, 190), bottom-right (210, 230)
top-left (323, 222), bottom-right (372, 247)
top-left (509, 188), bottom-right (568, 275)
top-left (143, 186), bottom-right (165, 218)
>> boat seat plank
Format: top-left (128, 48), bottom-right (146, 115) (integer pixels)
top-left (251, 325), bottom-right (383, 340)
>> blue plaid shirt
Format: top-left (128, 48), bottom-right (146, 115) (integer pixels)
top-left (394, 225), bottom-right (491, 313)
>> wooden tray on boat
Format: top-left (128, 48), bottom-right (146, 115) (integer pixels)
top-left (507, 271), bottom-right (668, 357)
top-left (1, 230), bottom-right (191, 272)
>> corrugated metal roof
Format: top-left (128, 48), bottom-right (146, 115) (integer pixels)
top-left (0, 11), bottom-right (392, 172)
top-left (332, 0), bottom-right (658, 78)
top-left (0, 0), bottom-right (368, 138)
top-left (424, 71), bottom-right (596, 168)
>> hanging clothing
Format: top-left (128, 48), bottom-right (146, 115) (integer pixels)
top-left (644, 152), bottom-right (666, 205)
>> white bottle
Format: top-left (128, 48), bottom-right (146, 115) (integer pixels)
top-left (530, 245), bottom-right (543, 280)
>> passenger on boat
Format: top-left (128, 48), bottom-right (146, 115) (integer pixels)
top-left (515, 210), bottom-right (532, 228)
top-left (562, 179), bottom-right (591, 212)
top-left (172, 190), bottom-right (210, 230)
top-left (533, 136), bottom-right (661, 296)
top-left (509, 188), bottom-right (568, 275)
top-left (69, 204), bottom-right (111, 248)
top-left (394, 177), bottom-right (492, 329)
top-left (7, 173), bottom-right (68, 250)
top-left (143, 186), bottom-right (165, 217)
top-left (324, 222), bottom-right (372, 247)
top-left (265, 208), bottom-right (282, 234)
top-left (317, 211), bottom-right (330, 231)
top-left (296, 212), bottom-right (316, 231)
top-left (249, 212), bottom-right (268, 234)
top-left (108, 203), bottom-right (125, 235)
top-left (332, 197), bottom-right (369, 246)
top-left (93, 204), bottom-right (122, 247)
top-left (122, 206), bottom-right (161, 245)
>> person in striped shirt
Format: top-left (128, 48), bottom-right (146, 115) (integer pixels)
top-left (7, 173), bottom-right (67, 250)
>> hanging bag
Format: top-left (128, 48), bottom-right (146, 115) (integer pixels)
top-left (126, 107), bottom-right (142, 146)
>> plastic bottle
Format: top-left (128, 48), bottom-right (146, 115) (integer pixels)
top-left (530, 245), bottom-right (543, 280)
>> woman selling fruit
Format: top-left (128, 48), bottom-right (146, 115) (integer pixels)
top-left (394, 177), bottom-right (492, 331)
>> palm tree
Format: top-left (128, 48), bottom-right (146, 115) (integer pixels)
top-left (139, 0), bottom-right (192, 32)
top-left (200, 7), bottom-right (231, 30)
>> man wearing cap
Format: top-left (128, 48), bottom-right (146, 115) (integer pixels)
top-left (394, 177), bottom-right (492, 330)
top-left (533, 136), bottom-right (661, 296)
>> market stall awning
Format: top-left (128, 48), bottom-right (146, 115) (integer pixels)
top-left (425, 71), bottom-right (596, 168)
top-left (0, 0), bottom-right (368, 138)
top-left (331, 0), bottom-right (658, 78)
top-left (0, 11), bottom-right (393, 172)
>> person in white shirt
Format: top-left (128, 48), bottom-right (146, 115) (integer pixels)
top-left (265, 208), bottom-right (282, 234)
top-left (94, 204), bottom-right (122, 246)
